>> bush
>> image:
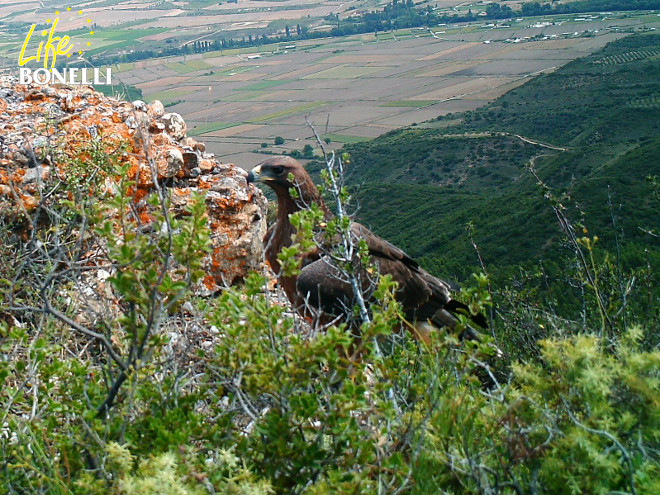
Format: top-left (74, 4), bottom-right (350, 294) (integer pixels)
top-left (274, 136), bottom-right (284, 145)
top-left (1, 141), bottom-right (658, 494)
top-left (415, 328), bottom-right (660, 494)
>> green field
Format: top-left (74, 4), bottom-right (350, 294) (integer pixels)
top-left (304, 66), bottom-right (385, 79)
top-left (238, 80), bottom-right (290, 92)
top-left (247, 102), bottom-right (327, 123)
top-left (323, 133), bottom-right (372, 144)
top-left (85, 27), bottom-right (168, 56)
top-left (147, 88), bottom-right (197, 105)
top-left (189, 121), bottom-right (238, 136)
top-left (166, 60), bottom-right (213, 73)
top-left (115, 62), bottom-right (135, 72)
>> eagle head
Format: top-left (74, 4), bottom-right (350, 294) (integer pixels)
top-left (247, 156), bottom-right (302, 187)
top-left (247, 156), bottom-right (330, 217)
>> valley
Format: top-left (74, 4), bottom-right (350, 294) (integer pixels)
top-left (1, 1), bottom-right (657, 165)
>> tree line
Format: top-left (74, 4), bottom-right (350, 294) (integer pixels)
top-left (89, 0), bottom-right (660, 67)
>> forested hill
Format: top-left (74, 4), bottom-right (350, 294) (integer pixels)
top-left (336, 33), bottom-right (659, 289)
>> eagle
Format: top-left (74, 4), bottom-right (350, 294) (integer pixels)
top-left (246, 156), bottom-right (488, 343)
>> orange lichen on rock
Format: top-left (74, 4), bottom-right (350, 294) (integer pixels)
top-left (0, 76), bottom-right (267, 291)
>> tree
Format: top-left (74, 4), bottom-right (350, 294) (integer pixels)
top-left (274, 136), bottom-right (285, 145)
top-left (303, 144), bottom-right (314, 158)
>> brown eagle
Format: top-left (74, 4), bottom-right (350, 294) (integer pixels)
top-left (247, 156), bottom-right (487, 342)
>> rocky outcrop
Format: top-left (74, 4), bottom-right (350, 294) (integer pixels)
top-left (0, 76), bottom-right (267, 292)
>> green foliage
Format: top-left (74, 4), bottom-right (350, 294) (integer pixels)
top-left (511, 329), bottom-right (660, 493)
top-left (326, 33), bottom-right (660, 319)
top-left (303, 144), bottom-right (315, 159)
top-left (2, 35), bottom-right (660, 495)
top-left (415, 328), bottom-right (660, 494)
top-left (2, 166), bottom-right (660, 493)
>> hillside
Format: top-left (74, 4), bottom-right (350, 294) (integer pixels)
top-left (336, 32), bottom-right (660, 288)
top-left (2, 37), bottom-right (659, 494)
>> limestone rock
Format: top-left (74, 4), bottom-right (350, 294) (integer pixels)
top-left (160, 112), bottom-right (187, 141)
top-left (147, 100), bottom-right (165, 119)
top-left (181, 136), bottom-right (205, 152)
top-left (156, 147), bottom-right (184, 178)
top-left (0, 77), bottom-right (267, 292)
top-left (22, 165), bottom-right (50, 184)
top-left (132, 100), bottom-right (147, 112)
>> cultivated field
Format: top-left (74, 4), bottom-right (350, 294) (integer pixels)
top-left (0, 0), bottom-right (657, 169)
top-left (112, 12), bottom-right (658, 168)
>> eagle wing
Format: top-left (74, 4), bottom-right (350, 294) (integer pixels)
top-left (350, 222), bottom-right (453, 317)
top-left (296, 222), bottom-right (486, 331)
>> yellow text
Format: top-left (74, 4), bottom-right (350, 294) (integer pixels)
top-left (19, 18), bottom-right (73, 69)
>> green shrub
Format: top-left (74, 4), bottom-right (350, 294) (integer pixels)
top-left (1, 131), bottom-right (658, 494)
top-left (415, 328), bottom-right (660, 494)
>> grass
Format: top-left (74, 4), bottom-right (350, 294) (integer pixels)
top-left (97, 27), bottom-right (168, 41)
top-left (85, 28), bottom-right (168, 56)
top-left (238, 80), bottom-right (289, 91)
top-left (166, 60), bottom-right (213, 74)
top-left (323, 134), bottom-right (372, 144)
top-left (115, 62), bottom-right (135, 72)
top-left (186, 59), bottom-right (214, 69)
top-left (247, 102), bottom-right (327, 123)
top-left (146, 88), bottom-right (196, 105)
top-left (189, 121), bottom-right (238, 136)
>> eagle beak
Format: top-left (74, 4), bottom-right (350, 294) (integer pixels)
top-left (247, 165), bottom-right (261, 184)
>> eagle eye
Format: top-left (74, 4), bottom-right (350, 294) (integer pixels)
top-left (272, 166), bottom-right (285, 176)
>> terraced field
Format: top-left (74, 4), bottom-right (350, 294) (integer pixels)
top-left (593, 46), bottom-right (660, 65)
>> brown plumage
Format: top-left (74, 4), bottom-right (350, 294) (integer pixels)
top-left (247, 156), bottom-right (487, 341)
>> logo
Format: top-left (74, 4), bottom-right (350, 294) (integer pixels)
top-left (18, 7), bottom-right (111, 85)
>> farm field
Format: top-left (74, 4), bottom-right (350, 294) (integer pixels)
top-left (0, 0), bottom-right (657, 168)
top-left (111, 11), bottom-right (658, 167)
